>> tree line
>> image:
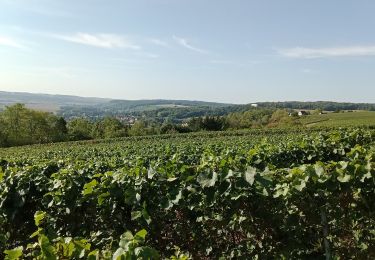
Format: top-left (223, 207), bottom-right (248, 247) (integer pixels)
top-left (257, 101), bottom-right (375, 111)
top-left (0, 104), bottom-right (300, 147)
top-left (0, 104), bottom-right (68, 147)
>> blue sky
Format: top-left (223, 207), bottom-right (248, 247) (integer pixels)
top-left (0, 0), bottom-right (375, 104)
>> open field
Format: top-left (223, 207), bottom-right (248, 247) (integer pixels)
top-left (301, 111), bottom-right (375, 127)
top-left (1, 128), bottom-right (374, 259)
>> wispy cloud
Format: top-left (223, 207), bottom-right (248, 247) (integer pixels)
top-left (149, 38), bottom-right (169, 47)
top-left (173, 36), bottom-right (209, 54)
top-left (53, 33), bottom-right (141, 49)
top-left (0, 35), bottom-right (25, 49)
top-left (209, 59), bottom-right (264, 67)
top-left (279, 45), bottom-right (375, 58)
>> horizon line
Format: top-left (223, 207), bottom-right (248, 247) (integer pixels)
top-left (1, 90), bottom-right (375, 105)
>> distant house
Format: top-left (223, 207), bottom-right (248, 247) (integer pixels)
top-left (115, 115), bottom-right (137, 125)
top-left (251, 104), bottom-right (258, 108)
top-left (298, 110), bottom-right (309, 116)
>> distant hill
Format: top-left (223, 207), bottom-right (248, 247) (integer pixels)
top-left (256, 101), bottom-right (375, 111)
top-left (0, 91), bottom-right (232, 111)
top-left (0, 91), bottom-right (110, 112)
top-left (0, 91), bottom-right (238, 121)
top-left (1, 91), bottom-right (375, 123)
top-left (59, 98), bottom-right (238, 122)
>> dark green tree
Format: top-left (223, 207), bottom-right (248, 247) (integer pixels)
top-left (67, 118), bottom-right (93, 140)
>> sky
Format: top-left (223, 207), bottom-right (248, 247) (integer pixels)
top-left (0, 0), bottom-right (375, 104)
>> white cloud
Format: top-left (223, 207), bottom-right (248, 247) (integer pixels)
top-left (279, 45), bottom-right (375, 58)
top-left (53, 33), bottom-right (141, 49)
top-left (173, 36), bottom-right (209, 54)
top-left (0, 36), bottom-right (25, 48)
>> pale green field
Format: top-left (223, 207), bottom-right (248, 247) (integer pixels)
top-left (301, 111), bottom-right (375, 127)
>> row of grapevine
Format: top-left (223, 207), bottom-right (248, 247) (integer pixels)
top-left (0, 128), bottom-right (374, 259)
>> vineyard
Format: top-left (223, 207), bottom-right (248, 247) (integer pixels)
top-left (301, 111), bottom-right (375, 128)
top-left (0, 128), bottom-right (375, 259)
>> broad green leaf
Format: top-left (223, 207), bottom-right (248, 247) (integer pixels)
top-left (39, 235), bottom-right (56, 260)
top-left (134, 229), bottom-right (147, 242)
top-left (131, 211), bottom-right (142, 220)
top-left (98, 192), bottom-right (110, 206)
top-left (197, 171), bottom-right (218, 188)
top-left (360, 171), bottom-right (372, 182)
top-left (34, 211), bottom-right (46, 227)
top-left (314, 163), bottom-right (325, 177)
top-left (112, 248), bottom-right (125, 260)
top-left (147, 167), bottom-right (156, 179)
top-left (167, 177), bottom-right (178, 182)
top-left (294, 181), bottom-right (306, 191)
top-left (142, 203), bottom-right (152, 225)
top-left (119, 231), bottom-right (133, 249)
top-left (4, 246), bottom-right (23, 260)
top-left (82, 179), bottom-right (98, 195)
top-left (339, 161), bottom-right (349, 170)
top-left (87, 249), bottom-right (99, 260)
top-left (135, 246), bottom-right (159, 258)
top-left (123, 231), bottom-right (134, 241)
top-left (30, 228), bottom-right (42, 238)
top-left (244, 166), bottom-right (256, 185)
top-left (337, 174), bottom-right (351, 183)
